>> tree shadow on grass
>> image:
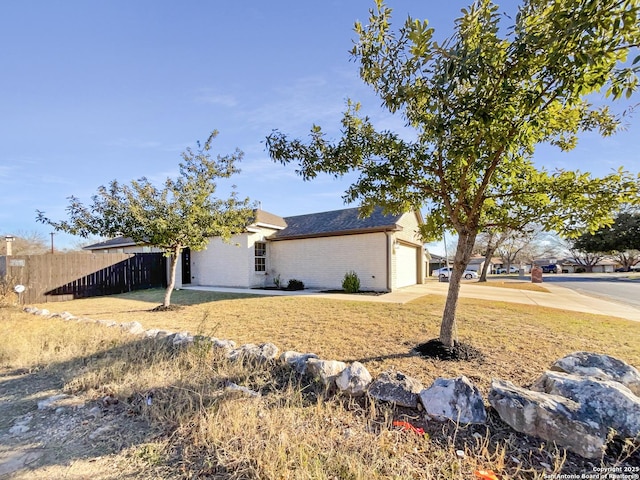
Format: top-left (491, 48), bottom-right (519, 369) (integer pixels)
top-left (341, 351), bottom-right (418, 364)
top-left (61, 289), bottom-right (280, 316)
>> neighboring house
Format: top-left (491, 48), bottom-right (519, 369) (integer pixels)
top-left (467, 256), bottom-right (503, 274)
top-left (557, 258), bottom-right (617, 273)
top-left (427, 254), bottom-right (447, 276)
top-left (83, 237), bottom-right (163, 254)
top-left (84, 206), bottom-right (426, 292)
top-left (529, 258), bottom-right (617, 273)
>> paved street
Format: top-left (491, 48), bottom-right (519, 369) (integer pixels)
top-left (537, 273), bottom-right (640, 309)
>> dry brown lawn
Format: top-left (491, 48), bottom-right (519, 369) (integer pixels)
top-left (30, 288), bottom-right (640, 395)
top-left (3, 290), bottom-right (639, 479)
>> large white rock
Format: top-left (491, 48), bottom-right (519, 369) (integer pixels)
top-left (336, 362), bottom-right (372, 397)
top-left (280, 351), bottom-right (319, 374)
top-left (550, 351), bottom-right (640, 397)
top-left (532, 370), bottom-right (640, 439)
top-left (144, 328), bottom-right (173, 338)
top-left (170, 331), bottom-right (194, 346)
top-left (119, 321), bottom-right (145, 335)
top-left (368, 371), bottom-right (424, 408)
top-left (212, 338), bottom-right (236, 351)
top-left (227, 343), bottom-right (279, 364)
top-left (305, 359), bottom-right (347, 388)
top-left (419, 376), bottom-right (487, 424)
top-left (489, 378), bottom-right (605, 459)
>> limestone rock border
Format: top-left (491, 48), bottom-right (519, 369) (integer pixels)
top-left (22, 306), bottom-right (640, 460)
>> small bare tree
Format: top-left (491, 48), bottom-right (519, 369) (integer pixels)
top-left (0, 231), bottom-right (49, 256)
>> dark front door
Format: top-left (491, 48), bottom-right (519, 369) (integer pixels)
top-left (181, 248), bottom-right (191, 284)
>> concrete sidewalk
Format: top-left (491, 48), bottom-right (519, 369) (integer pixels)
top-left (182, 281), bottom-right (640, 322)
top-left (400, 282), bottom-right (640, 322)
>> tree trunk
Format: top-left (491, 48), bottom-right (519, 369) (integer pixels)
top-left (478, 246), bottom-right (496, 282)
top-left (439, 230), bottom-right (478, 347)
top-left (163, 245), bottom-right (181, 307)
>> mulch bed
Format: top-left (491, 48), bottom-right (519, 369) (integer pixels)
top-left (150, 304), bottom-right (184, 312)
top-left (413, 339), bottom-right (485, 362)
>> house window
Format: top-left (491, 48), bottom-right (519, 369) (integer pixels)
top-left (255, 242), bottom-right (266, 272)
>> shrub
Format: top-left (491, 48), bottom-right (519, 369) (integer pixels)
top-left (286, 279), bottom-right (304, 291)
top-left (342, 271), bottom-right (360, 293)
top-left (0, 275), bottom-right (19, 307)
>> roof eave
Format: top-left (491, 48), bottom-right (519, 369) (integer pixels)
top-left (269, 225), bottom-right (402, 241)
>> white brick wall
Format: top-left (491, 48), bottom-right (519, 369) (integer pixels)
top-left (188, 211), bottom-right (424, 290)
top-left (190, 235), bottom-right (250, 287)
top-left (395, 211), bottom-right (423, 244)
top-left (190, 228), bottom-right (277, 287)
top-left (269, 232), bottom-right (388, 291)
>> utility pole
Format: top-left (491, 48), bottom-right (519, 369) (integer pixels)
top-left (50, 232), bottom-right (55, 254)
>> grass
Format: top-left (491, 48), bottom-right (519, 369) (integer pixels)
top-left (28, 288), bottom-right (640, 394)
top-left (2, 289), bottom-right (640, 478)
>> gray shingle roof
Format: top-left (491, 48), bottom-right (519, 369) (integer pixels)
top-left (83, 207), bottom-right (409, 249)
top-left (270, 206), bottom-right (404, 240)
top-left (83, 237), bottom-right (138, 250)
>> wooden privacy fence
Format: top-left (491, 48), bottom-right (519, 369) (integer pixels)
top-left (0, 253), bottom-right (167, 304)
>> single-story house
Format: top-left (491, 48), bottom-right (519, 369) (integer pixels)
top-left (84, 206), bottom-right (426, 292)
top-left (427, 254), bottom-right (447, 276)
top-left (529, 258), bottom-right (618, 273)
top-left (467, 256), bottom-right (503, 274)
top-left (427, 255), bottom-right (505, 275)
top-left (83, 237), bottom-right (163, 254)
top-left (557, 258), bottom-right (618, 273)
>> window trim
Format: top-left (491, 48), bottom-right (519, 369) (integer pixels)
top-left (254, 241), bottom-right (267, 272)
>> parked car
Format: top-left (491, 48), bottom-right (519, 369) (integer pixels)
top-left (496, 266), bottom-right (519, 274)
top-left (541, 264), bottom-right (558, 273)
top-left (433, 267), bottom-right (478, 279)
top-left (615, 266), bottom-right (640, 272)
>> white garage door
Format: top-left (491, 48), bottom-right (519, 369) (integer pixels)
top-left (396, 244), bottom-right (418, 288)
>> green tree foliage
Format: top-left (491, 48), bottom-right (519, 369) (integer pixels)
top-left (573, 211), bottom-right (640, 269)
top-left (37, 131), bottom-right (254, 307)
top-left (266, 0), bottom-right (640, 346)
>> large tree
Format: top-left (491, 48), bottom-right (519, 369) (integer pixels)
top-left (572, 211), bottom-right (640, 269)
top-left (37, 131), bottom-right (254, 307)
top-left (267, 0), bottom-right (640, 347)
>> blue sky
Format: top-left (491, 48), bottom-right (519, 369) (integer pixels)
top-left (1, 1), bottom-right (638, 254)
